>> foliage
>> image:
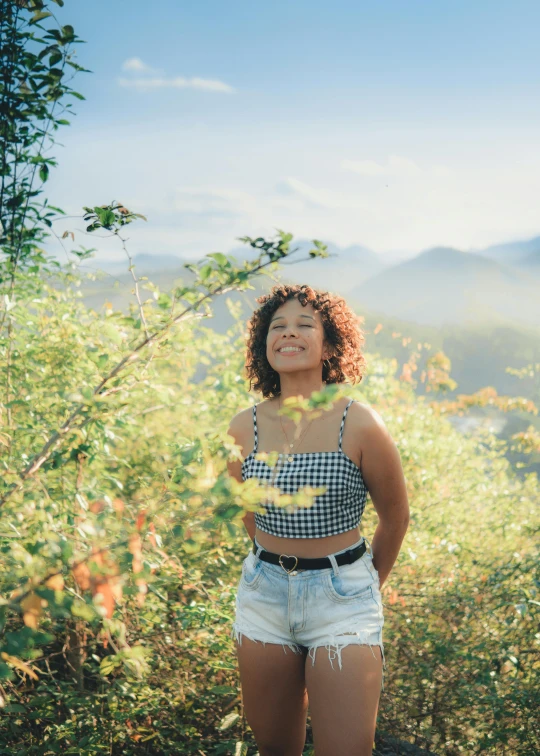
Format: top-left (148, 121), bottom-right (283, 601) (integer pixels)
top-left (363, 314), bottom-right (540, 404)
top-left (0, 0), bottom-right (89, 273)
top-left (0, 244), bottom-right (538, 754)
top-left (0, 3), bottom-right (538, 755)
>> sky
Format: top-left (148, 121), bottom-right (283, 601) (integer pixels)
top-left (42, 0), bottom-right (540, 266)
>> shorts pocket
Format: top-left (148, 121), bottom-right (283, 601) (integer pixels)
top-left (240, 552), bottom-right (264, 591)
top-left (323, 559), bottom-right (374, 603)
top-left (364, 552), bottom-right (380, 585)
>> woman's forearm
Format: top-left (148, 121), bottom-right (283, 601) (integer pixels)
top-left (242, 514), bottom-right (256, 542)
top-left (370, 519), bottom-right (409, 589)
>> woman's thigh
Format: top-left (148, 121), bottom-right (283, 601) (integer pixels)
top-left (297, 547), bottom-right (386, 754)
top-left (305, 643), bottom-right (383, 756)
top-left (231, 551), bottom-right (310, 752)
top-left (235, 637), bottom-right (309, 754)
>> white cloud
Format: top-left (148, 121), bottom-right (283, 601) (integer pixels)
top-left (117, 75), bottom-right (235, 93)
top-left (284, 177), bottom-right (339, 208)
top-left (341, 158), bottom-right (386, 176)
top-left (432, 164), bottom-right (455, 178)
top-left (171, 186), bottom-right (257, 215)
top-left (121, 57), bottom-right (160, 73)
top-left (46, 123), bottom-right (540, 263)
top-left (341, 154), bottom-right (422, 177)
top-left (282, 177), bottom-right (387, 221)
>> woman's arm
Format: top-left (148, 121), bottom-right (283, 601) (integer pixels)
top-left (226, 411), bottom-right (256, 542)
top-left (241, 512), bottom-right (256, 542)
top-left (356, 405), bottom-right (410, 589)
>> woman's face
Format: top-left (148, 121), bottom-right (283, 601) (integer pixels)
top-left (266, 297), bottom-right (329, 376)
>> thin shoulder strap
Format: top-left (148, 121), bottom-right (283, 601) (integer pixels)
top-left (252, 404), bottom-right (259, 452)
top-left (338, 399), bottom-right (354, 451)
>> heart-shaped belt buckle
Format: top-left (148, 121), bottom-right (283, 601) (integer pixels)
top-left (279, 554), bottom-right (299, 574)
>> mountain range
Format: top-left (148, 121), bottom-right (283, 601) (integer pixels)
top-left (80, 233), bottom-right (540, 329)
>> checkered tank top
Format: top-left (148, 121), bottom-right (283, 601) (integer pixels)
top-left (241, 399), bottom-right (369, 539)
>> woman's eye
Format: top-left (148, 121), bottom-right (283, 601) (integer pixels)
top-left (273, 324), bottom-right (312, 329)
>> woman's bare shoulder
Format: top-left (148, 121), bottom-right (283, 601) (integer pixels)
top-left (227, 404), bottom-right (254, 442)
top-left (347, 400), bottom-right (387, 430)
top-left (344, 400), bottom-right (394, 463)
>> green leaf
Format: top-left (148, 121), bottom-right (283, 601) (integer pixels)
top-left (3, 703), bottom-right (27, 713)
top-left (182, 539), bottom-right (201, 554)
top-left (31, 11), bottom-right (53, 23)
top-left (199, 263), bottom-right (212, 281)
top-left (206, 252), bottom-right (230, 268)
top-left (71, 600), bottom-right (97, 621)
top-left (100, 655), bottom-right (122, 676)
top-left (86, 348), bottom-right (100, 364)
top-left (94, 208), bottom-right (116, 228)
top-left (157, 293), bottom-right (172, 310)
top-left (218, 712), bottom-right (240, 731)
top-left (102, 323), bottom-right (123, 346)
top-left (0, 662), bottom-right (14, 681)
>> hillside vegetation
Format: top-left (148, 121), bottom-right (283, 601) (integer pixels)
top-left (1, 2), bottom-right (538, 753)
top-left (0, 240), bottom-right (538, 755)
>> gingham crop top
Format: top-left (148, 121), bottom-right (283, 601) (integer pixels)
top-left (241, 399), bottom-right (369, 538)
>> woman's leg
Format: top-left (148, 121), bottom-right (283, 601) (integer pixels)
top-left (305, 642), bottom-right (383, 756)
top-left (235, 636), bottom-right (309, 756)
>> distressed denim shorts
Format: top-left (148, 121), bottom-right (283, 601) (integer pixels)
top-left (231, 535), bottom-right (386, 692)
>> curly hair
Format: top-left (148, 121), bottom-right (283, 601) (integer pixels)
top-left (244, 284), bottom-right (366, 398)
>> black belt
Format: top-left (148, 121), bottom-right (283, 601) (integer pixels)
top-left (252, 540), bottom-right (367, 574)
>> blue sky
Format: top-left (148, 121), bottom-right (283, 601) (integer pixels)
top-left (45, 0), bottom-right (540, 265)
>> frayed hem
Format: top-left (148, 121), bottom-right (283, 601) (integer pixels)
top-left (230, 625), bottom-right (387, 693)
top-left (230, 624), bottom-right (304, 657)
top-left (307, 632), bottom-right (387, 693)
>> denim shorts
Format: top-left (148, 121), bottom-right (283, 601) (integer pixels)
top-left (231, 535), bottom-right (386, 692)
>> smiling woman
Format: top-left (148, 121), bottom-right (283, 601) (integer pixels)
top-left (226, 283), bottom-right (410, 755)
top-left (245, 283), bottom-right (366, 397)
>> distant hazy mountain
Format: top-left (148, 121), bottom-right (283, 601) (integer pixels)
top-left (477, 235), bottom-right (540, 268)
top-left (226, 238), bottom-right (385, 294)
top-left (348, 246), bottom-right (540, 327)
top-left (89, 232), bottom-right (540, 281)
top-left (519, 248), bottom-right (540, 269)
top-left (70, 244), bottom-right (540, 413)
top-left (94, 253), bottom-right (184, 276)
top-left (92, 240), bottom-right (385, 294)
top-left (85, 233), bottom-right (540, 327)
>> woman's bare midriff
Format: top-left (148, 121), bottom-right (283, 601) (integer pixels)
top-left (255, 526), bottom-right (362, 558)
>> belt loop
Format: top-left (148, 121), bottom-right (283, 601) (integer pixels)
top-left (364, 536), bottom-right (372, 556)
top-left (328, 552), bottom-right (340, 577)
top-left (253, 538), bottom-right (263, 560)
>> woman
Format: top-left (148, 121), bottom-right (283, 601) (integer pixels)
top-left (227, 283), bottom-right (410, 756)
